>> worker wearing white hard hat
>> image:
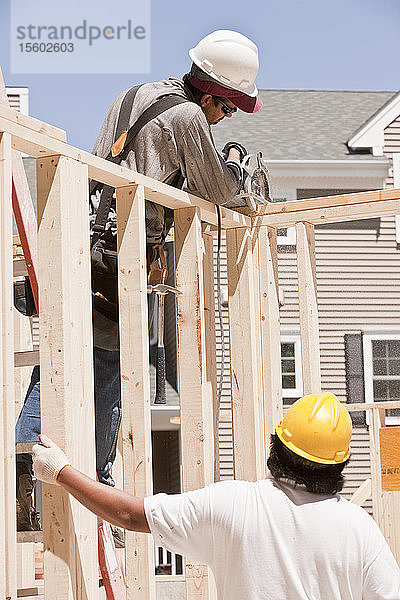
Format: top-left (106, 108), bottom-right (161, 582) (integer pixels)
top-left (187, 30), bottom-right (263, 113)
top-left (15, 29), bottom-right (263, 541)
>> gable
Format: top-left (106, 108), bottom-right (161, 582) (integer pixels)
top-left (348, 91), bottom-right (400, 156)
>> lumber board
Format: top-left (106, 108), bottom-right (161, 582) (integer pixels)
top-left (116, 185), bottom-right (155, 600)
top-left (350, 478), bottom-right (371, 506)
top-left (17, 543), bottom-right (36, 590)
top-left (344, 401), bottom-right (400, 412)
top-left (255, 226), bottom-right (283, 454)
top-left (14, 350), bottom-right (39, 368)
top-left (252, 197), bottom-right (400, 228)
top-left (296, 223), bottom-right (321, 394)
top-left (0, 132), bottom-right (17, 599)
top-left (0, 103), bottom-right (250, 230)
top-left (202, 233), bottom-right (218, 452)
top-left (16, 531), bottom-right (43, 544)
top-left (227, 227), bottom-right (265, 481)
top-left (0, 104), bottom-right (66, 143)
top-left (175, 207), bottom-right (215, 599)
top-left (0, 68), bottom-right (66, 142)
top-left (249, 227), bottom-right (266, 479)
top-left (37, 155), bottom-right (98, 600)
top-left (254, 188), bottom-right (400, 217)
top-left (369, 408), bottom-right (384, 526)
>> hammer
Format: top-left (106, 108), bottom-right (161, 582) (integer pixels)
top-left (147, 284), bottom-right (181, 404)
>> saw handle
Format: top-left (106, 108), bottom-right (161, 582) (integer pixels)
top-left (154, 346), bottom-right (167, 404)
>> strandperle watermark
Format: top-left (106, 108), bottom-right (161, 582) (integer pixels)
top-left (11, 0), bottom-right (150, 74)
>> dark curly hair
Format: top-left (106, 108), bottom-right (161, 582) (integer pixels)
top-left (266, 434), bottom-right (349, 495)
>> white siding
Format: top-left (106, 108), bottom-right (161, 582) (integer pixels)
top-left (213, 214), bottom-right (398, 511)
top-left (384, 115), bottom-right (400, 187)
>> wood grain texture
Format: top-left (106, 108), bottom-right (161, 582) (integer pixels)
top-left (202, 233), bottom-right (218, 445)
top-left (256, 226), bottom-right (283, 457)
top-left (227, 227), bottom-right (264, 482)
top-left (0, 132), bottom-right (17, 599)
top-left (37, 155), bottom-right (98, 600)
top-left (296, 222), bottom-right (321, 395)
top-left (175, 207), bottom-right (215, 599)
top-left (116, 185), bottom-right (155, 600)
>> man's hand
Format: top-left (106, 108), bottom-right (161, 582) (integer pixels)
top-left (32, 434), bottom-right (70, 485)
top-left (222, 141), bottom-right (248, 162)
top-left (32, 433), bottom-right (150, 532)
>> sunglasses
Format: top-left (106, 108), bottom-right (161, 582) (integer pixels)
top-left (215, 97), bottom-right (237, 115)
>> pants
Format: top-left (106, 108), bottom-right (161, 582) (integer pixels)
top-left (15, 347), bottom-right (121, 486)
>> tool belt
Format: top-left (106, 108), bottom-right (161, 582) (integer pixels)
top-left (92, 240), bottom-right (167, 322)
top-left (90, 86), bottom-right (187, 322)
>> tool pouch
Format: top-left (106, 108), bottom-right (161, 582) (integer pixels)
top-left (91, 232), bottom-right (119, 322)
top-left (14, 276), bottom-right (38, 317)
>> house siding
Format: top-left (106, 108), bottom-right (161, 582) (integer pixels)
top-left (384, 115), bottom-right (400, 187)
top-left (213, 208), bottom-right (400, 508)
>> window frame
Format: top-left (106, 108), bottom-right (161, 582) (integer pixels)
top-left (281, 332), bottom-right (303, 400)
top-left (363, 333), bottom-right (400, 425)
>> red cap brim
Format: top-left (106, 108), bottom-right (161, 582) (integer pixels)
top-left (187, 75), bottom-right (262, 113)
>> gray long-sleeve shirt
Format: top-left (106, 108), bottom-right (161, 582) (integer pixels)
top-left (92, 77), bottom-right (241, 244)
top-left (92, 77), bottom-right (240, 349)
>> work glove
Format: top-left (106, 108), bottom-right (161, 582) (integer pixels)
top-left (32, 434), bottom-right (70, 485)
top-left (221, 141), bottom-right (248, 162)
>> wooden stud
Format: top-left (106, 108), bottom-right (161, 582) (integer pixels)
top-left (37, 156), bottom-right (98, 600)
top-left (227, 227), bottom-right (264, 482)
top-left (350, 478), bottom-right (372, 506)
top-left (16, 543), bottom-right (36, 591)
top-left (255, 226), bottom-right (283, 457)
top-left (116, 184), bottom-right (155, 600)
top-left (175, 207), bottom-right (215, 599)
top-left (369, 407), bottom-right (384, 526)
top-left (296, 222), bottom-right (321, 395)
top-left (0, 132), bottom-right (17, 600)
top-left (202, 233), bottom-right (218, 446)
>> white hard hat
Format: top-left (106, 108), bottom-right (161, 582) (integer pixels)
top-left (189, 30), bottom-right (259, 97)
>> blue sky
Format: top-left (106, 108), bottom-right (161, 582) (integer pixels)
top-left (1, 0), bottom-right (399, 151)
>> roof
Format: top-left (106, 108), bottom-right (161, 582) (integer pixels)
top-left (211, 90), bottom-right (398, 161)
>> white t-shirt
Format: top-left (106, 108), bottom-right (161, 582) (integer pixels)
top-left (144, 477), bottom-right (400, 600)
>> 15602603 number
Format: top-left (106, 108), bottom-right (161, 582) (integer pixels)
top-left (19, 42), bottom-right (74, 52)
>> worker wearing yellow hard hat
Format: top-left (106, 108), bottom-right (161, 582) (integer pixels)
top-left (276, 392), bottom-right (352, 464)
top-left (33, 390), bottom-right (400, 598)
top-left (267, 392), bottom-right (353, 495)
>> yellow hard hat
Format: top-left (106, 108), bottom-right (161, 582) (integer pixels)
top-left (275, 392), bottom-right (352, 464)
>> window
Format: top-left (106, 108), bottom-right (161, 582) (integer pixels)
top-left (281, 334), bottom-right (302, 401)
top-left (363, 334), bottom-right (400, 424)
